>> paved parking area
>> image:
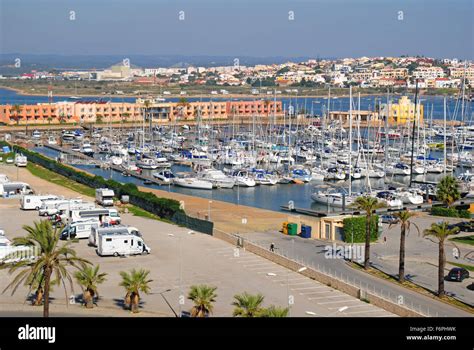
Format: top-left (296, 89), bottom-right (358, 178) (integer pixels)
top-left (0, 201), bottom-right (394, 317)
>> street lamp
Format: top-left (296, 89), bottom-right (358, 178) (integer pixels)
top-left (156, 288), bottom-right (178, 317)
top-left (208, 200), bottom-right (212, 221)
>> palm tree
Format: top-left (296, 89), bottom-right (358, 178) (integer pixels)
top-left (119, 269), bottom-right (152, 313)
top-left (47, 116), bottom-right (53, 125)
top-left (74, 265), bottom-right (107, 309)
top-left (187, 284), bottom-right (217, 317)
top-left (389, 210), bottom-right (420, 283)
top-left (95, 114), bottom-right (103, 124)
top-left (436, 176), bottom-right (460, 208)
top-left (260, 305), bottom-right (289, 317)
top-left (423, 222), bottom-right (459, 297)
top-left (232, 292), bottom-right (265, 317)
top-left (11, 104), bottom-right (22, 126)
top-left (1, 220), bottom-right (90, 317)
top-left (352, 196), bottom-right (385, 269)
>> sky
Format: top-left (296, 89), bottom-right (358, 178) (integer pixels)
top-left (0, 0), bottom-right (473, 59)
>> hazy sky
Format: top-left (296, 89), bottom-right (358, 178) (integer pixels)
top-left (1, 0), bottom-right (473, 59)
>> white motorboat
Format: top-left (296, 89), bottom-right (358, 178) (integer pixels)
top-left (153, 170), bottom-right (175, 183)
top-left (311, 189), bottom-right (354, 208)
top-left (110, 156), bottom-right (123, 166)
top-left (232, 171), bottom-right (256, 187)
top-left (325, 167), bottom-right (346, 181)
top-left (398, 189), bottom-right (424, 205)
top-left (198, 169), bottom-right (235, 189)
top-left (374, 191), bottom-right (403, 208)
top-left (291, 168), bottom-right (312, 183)
top-left (173, 177), bottom-right (213, 190)
top-left (385, 163), bottom-right (411, 176)
top-left (253, 171), bottom-right (278, 185)
top-left (136, 158), bottom-right (159, 170)
top-left (47, 136), bottom-right (57, 145)
top-left (32, 130), bottom-right (42, 139)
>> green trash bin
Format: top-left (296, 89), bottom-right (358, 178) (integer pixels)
top-left (287, 223), bottom-right (298, 236)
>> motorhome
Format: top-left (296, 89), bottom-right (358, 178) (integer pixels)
top-left (95, 188), bottom-right (115, 206)
top-left (0, 174), bottom-right (9, 184)
top-left (89, 225), bottom-right (141, 247)
top-left (60, 218), bottom-right (100, 240)
top-left (96, 232), bottom-right (150, 257)
top-left (38, 199), bottom-right (88, 216)
top-left (69, 208), bottom-right (121, 225)
top-left (14, 154), bottom-right (27, 167)
top-left (20, 194), bottom-right (59, 210)
top-left (0, 182), bottom-right (34, 197)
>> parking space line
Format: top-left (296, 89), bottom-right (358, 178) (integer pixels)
top-left (292, 286), bottom-right (327, 291)
top-left (317, 299), bottom-right (360, 305)
top-left (308, 295), bottom-right (349, 301)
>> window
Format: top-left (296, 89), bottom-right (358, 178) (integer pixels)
top-left (106, 238), bottom-right (112, 242)
top-left (124, 240), bottom-right (128, 243)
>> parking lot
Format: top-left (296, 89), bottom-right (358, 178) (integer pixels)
top-left (0, 201), bottom-right (394, 317)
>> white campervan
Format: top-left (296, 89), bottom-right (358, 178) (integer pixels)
top-left (39, 199), bottom-right (83, 216)
top-left (69, 208), bottom-right (121, 225)
top-left (97, 233), bottom-right (150, 257)
top-left (60, 218), bottom-right (100, 240)
top-left (20, 195), bottom-right (59, 210)
top-left (88, 225), bottom-right (141, 247)
top-left (0, 182), bottom-right (34, 197)
top-left (95, 188), bottom-right (115, 206)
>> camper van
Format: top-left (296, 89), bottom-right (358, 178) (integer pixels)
top-left (69, 208), bottom-right (121, 225)
top-left (20, 194), bottom-right (59, 210)
top-left (0, 182), bottom-right (34, 197)
top-left (89, 225), bottom-right (141, 247)
top-left (97, 232), bottom-right (150, 257)
top-left (38, 199), bottom-right (85, 216)
top-left (0, 174), bottom-right (9, 184)
top-left (14, 154), bottom-right (27, 167)
top-left (95, 188), bottom-right (115, 206)
top-left (60, 218), bottom-right (100, 240)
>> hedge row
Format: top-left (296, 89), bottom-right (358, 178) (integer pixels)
top-left (430, 206), bottom-right (471, 219)
top-left (342, 215), bottom-right (380, 243)
top-left (5, 143), bottom-right (214, 234)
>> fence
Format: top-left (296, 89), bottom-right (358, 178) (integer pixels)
top-left (213, 229), bottom-right (453, 317)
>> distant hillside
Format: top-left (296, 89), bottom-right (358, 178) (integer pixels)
top-left (0, 54), bottom-right (328, 75)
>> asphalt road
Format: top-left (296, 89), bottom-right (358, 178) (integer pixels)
top-left (238, 231), bottom-right (473, 317)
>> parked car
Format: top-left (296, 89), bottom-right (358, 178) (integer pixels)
top-left (446, 267), bottom-right (469, 282)
top-left (380, 215), bottom-right (399, 224)
top-left (448, 221), bottom-right (474, 233)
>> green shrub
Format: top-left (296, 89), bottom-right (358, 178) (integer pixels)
top-left (430, 206), bottom-right (471, 218)
top-left (342, 215), bottom-right (379, 243)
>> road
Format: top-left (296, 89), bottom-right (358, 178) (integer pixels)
top-left (238, 231), bottom-right (473, 317)
top-left (373, 218), bottom-right (473, 306)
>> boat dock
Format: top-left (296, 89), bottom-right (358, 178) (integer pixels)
top-left (43, 144), bottom-right (169, 186)
top-left (281, 197), bottom-right (474, 218)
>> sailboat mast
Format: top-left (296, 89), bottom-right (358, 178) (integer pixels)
top-left (409, 80), bottom-right (419, 187)
top-left (348, 86), bottom-right (352, 196)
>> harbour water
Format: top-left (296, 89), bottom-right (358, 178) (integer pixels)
top-left (33, 146), bottom-right (450, 213)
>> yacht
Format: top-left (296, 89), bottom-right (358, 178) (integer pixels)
top-left (253, 171), bottom-right (278, 185)
top-left (374, 191), bottom-right (403, 208)
top-left (325, 167), bottom-right (346, 181)
top-left (398, 189), bottom-right (424, 205)
top-left (153, 170), bottom-right (175, 184)
top-left (136, 158), bottom-right (159, 170)
top-left (291, 168), bottom-right (312, 183)
top-left (197, 169), bottom-right (235, 189)
top-left (231, 171), bottom-right (256, 187)
top-left (173, 176), bottom-right (213, 190)
top-left (47, 136), bottom-right (57, 145)
top-left (311, 188), bottom-right (354, 208)
top-left (385, 163), bottom-right (411, 176)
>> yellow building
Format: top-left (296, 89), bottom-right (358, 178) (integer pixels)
top-left (383, 96), bottom-right (424, 125)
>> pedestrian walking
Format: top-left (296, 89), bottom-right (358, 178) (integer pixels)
top-left (270, 243), bottom-right (275, 252)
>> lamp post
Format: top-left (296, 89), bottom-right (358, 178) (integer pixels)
top-left (208, 200), bottom-right (212, 221)
top-left (157, 288), bottom-right (178, 317)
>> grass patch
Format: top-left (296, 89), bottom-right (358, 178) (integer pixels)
top-left (125, 205), bottom-right (173, 224)
top-left (27, 162), bottom-right (96, 197)
top-left (450, 235), bottom-right (474, 246)
top-left (448, 261), bottom-right (474, 272)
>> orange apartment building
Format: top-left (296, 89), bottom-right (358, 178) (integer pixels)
top-left (0, 100), bottom-right (284, 125)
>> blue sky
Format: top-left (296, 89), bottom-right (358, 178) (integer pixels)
top-left (0, 0), bottom-right (473, 59)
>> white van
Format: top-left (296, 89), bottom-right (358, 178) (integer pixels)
top-left (69, 208), bottom-right (121, 225)
top-left (60, 218), bottom-right (100, 240)
top-left (39, 199), bottom-right (83, 216)
top-left (0, 182), bottom-right (34, 197)
top-left (95, 188), bottom-right (115, 206)
top-left (20, 195), bottom-right (59, 210)
top-left (89, 225), bottom-right (141, 247)
top-left (97, 233), bottom-right (150, 257)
